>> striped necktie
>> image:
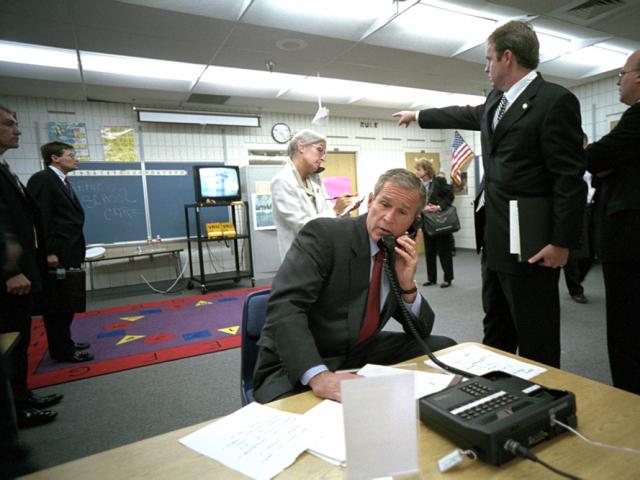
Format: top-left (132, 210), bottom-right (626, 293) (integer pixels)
top-left (495, 95), bottom-right (509, 127)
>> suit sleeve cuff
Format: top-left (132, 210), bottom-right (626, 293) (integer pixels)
top-left (301, 364), bottom-right (329, 386)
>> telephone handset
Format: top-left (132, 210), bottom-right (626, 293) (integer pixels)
top-left (377, 216), bottom-right (423, 261)
top-left (376, 215), bottom-right (473, 379)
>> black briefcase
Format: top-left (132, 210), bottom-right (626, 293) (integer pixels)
top-left (35, 268), bottom-right (87, 314)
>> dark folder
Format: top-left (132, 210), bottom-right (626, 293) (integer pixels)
top-left (510, 197), bottom-right (553, 262)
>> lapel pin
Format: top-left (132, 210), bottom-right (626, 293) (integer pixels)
top-left (522, 103), bottom-right (529, 110)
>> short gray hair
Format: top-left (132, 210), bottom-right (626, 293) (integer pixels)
top-left (373, 168), bottom-right (427, 213)
top-left (287, 129), bottom-right (326, 159)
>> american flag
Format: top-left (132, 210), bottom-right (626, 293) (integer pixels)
top-left (450, 131), bottom-right (474, 187)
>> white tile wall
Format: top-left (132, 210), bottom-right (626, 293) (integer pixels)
top-left (3, 75), bottom-right (621, 288)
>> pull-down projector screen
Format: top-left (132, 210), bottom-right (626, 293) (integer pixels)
top-left (135, 108), bottom-right (260, 127)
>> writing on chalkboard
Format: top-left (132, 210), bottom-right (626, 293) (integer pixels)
top-left (75, 182), bottom-right (143, 222)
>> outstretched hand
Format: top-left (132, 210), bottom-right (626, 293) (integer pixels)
top-left (393, 111), bottom-right (417, 127)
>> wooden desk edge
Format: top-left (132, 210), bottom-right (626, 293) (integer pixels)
top-left (21, 342), bottom-right (640, 480)
top-left (0, 331), bottom-right (20, 355)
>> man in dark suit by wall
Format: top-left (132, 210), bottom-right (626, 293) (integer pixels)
top-left (586, 49), bottom-right (640, 394)
top-left (27, 142), bottom-right (93, 363)
top-left (0, 105), bottom-right (62, 427)
top-left (394, 21), bottom-right (586, 368)
top-left (253, 168), bottom-right (455, 403)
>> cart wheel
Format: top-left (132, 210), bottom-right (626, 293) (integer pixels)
top-left (201, 285), bottom-right (208, 294)
top-left (251, 279), bottom-right (256, 287)
top-left (187, 281), bottom-right (194, 290)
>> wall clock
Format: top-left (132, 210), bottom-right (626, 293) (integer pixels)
top-left (271, 122), bottom-right (291, 144)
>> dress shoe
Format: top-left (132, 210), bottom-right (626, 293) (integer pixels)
top-left (52, 350), bottom-right (94, 363)
top-left (422, 281), bottom-right (436, 286)
top-left (440, 281), bottom-right (452, 288)
top-left (571, 293), bottom-right (588, 304)
top-left (27, 392), bottom-right (63, 409)
top-left (73, 342), bottom-right (91, 350)
top-left (17, 407), bottom-right (57, 428)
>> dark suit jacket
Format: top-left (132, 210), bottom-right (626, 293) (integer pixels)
top-left (26, 168), bottom-right (85, 268)
top-left (586, 102), bottom-right (640, 262)
top-left (418, 73), bottom-right (586, 273)
top-left (426, 177), bottom-right (453, 209)
top-left (253, 214), bottom-right (436, 402)
top-left (0, 163), bottom-right (44, 290)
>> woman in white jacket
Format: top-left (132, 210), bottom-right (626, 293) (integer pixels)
top-left (271, 129), bottom-right (356, 259)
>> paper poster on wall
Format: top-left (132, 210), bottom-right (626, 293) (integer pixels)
top-left (48, 122), bottom-right (90, 160)
top-left (252, 193), bottom-right (275, 230)
top-left (322, 176), bottom-right (352, 200)
top-left (255, 181), bottom-right (271, 194)
top-left (101, 126), bottom-right (139, 162)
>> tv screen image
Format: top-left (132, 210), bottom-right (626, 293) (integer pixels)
top-left (193, 165), bottom-right (241, 204)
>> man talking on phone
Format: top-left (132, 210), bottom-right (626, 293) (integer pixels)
top-left (253, 168), bottom-right (456, 403)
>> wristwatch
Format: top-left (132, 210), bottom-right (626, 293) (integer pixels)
top-left (400, 281), bottom-right (418, 295)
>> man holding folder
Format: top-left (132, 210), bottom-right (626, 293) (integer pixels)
top-left (394, 21), bottom-right (585, 367)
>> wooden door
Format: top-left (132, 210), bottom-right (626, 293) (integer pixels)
top-left (323, 151), bottom-right (360, 216)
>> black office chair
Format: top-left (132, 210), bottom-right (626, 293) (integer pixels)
top-left (240, 288), bottom-right (270, 405)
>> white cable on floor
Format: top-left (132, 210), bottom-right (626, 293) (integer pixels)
top-left (139, 260), bottom-right (189, 294)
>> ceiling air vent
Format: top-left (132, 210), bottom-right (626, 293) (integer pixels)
top-left (565, 0), bottom-right (626, 21)
top-left (187, 93), bottom-right (230, 105)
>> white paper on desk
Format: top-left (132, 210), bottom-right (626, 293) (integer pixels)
top-left (303, 400), bottom-right (346, 466)
top-left (341, 373), bottom-right (419, 480)
top-left (179, 402), bottom-right (310, 480)
top-left (425, 344), bottom-right (546, 379)
top-left (358, 363), bottom-right (455, 399)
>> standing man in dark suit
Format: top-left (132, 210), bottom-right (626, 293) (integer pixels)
top-left (415, 158), bottom-right (454, 288)
top-left (586, 49), bottom-right (640, 394)
top-left (253, 168), bottom-right (455, 403)
top-left (394, 21), bottom-right (586, 367)
top-left (27, 141), bottom-right (93, 363)
top-left (0, 105), bottom-right (62, 427)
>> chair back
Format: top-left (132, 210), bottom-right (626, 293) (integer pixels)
top-left (240, 288), bottom-right (270, 404)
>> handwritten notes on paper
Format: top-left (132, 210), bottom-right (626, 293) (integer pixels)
top-left (425, 344), bottom-right (547, 379)
top-left (179, 402), bottom-right (310, 480)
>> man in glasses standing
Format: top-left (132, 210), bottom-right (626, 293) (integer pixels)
top-left (586, 49), bottom-right (640, 394)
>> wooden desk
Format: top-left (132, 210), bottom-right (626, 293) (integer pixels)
top-left (0, 332), bottom-right (19, 355)
top-left (23, 343), bottom-right (640, 479)
top-left (84, 247), bottom-right (183, 290)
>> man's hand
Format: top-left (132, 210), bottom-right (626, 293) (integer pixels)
top-left (47, 254), bottom-right (59, 268)
top-left (6, 273), bottom-right (31, 295)
top-left (393, 111), bottom-right (417, 127)
top-left (393, 231), bottom-right (421, 302)
top-left (528, 244), bottom-right (569, 268)
top-left (308, 370), bottom-right (362, 402)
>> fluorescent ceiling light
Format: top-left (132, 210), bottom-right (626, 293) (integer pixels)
top-left (392, 4), bottom-right (496, 49)
top-left (563, 45), bottom-right (628, 71)
top-left (536, 30), bottom-right (572, 61)
top-left (80, 51), bottom-right (204, 82)
top-left (0, 40), bottom-right (77, 69)
top-left (136, 109), bottom-right (260, 127)
top-left (200, 66), bottom-right (298, 94)
top-left (261, 0), bottom-right (391, 22)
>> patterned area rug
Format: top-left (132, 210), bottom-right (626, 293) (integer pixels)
top-left (27, 286), bottom-right (269, 389)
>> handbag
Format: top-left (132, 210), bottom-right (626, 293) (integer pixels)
top-left (33, 268), bottom-right (87, 315)
top-left (422, 206), bottom-right (460, 237)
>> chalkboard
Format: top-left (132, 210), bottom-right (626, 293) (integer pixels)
top-left (72, 163), bottom-right (147, 244)
top-left (71, 161), bottom-right (230, 244)
top-left (145, 162), bottom-right (228, 240)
